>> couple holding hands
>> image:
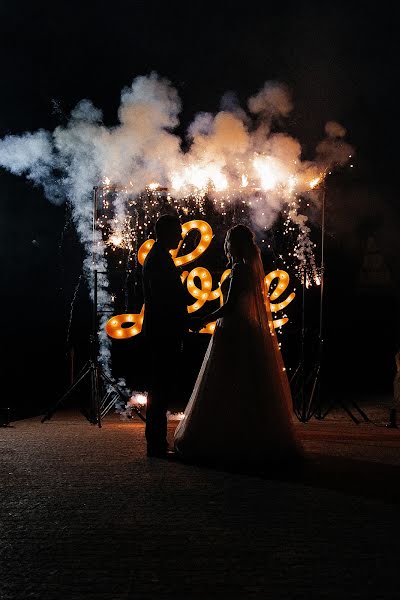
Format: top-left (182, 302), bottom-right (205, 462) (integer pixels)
top-left (142, 214), bottom-right (301, 467)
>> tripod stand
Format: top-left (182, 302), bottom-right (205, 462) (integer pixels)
top-left (291, 183), bottom-right (370, 424)
top-left (41, 187), bottom-right (145, 427)
top-left (40, 269), bottom-right (141, 426)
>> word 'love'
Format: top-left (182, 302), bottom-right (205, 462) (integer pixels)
top-left (105, 220), bottom-right (295, 339)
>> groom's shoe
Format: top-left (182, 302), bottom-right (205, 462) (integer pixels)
top-left (147, 448), bottom-right (178, 460)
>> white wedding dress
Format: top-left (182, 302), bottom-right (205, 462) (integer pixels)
top-left (174, 257), bottom-right (302, 466)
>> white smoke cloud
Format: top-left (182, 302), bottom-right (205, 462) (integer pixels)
top-left (248, 81), bottom-right (293, 118)
top-left (314, 120), bottom-right (353, 169)
top-left (70, 99), bottom-right (103, 123)
top-left (0, 72), bottom-right (354, 217)
top-left (0, 129), bottom-right (59, 201)
top-left (325, 120), bottom-right (347, 138)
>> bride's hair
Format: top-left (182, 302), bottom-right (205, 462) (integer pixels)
top-left (224, 224), bottom-right (260, 264)
top-left (225, 224), bottom-right (267, 304)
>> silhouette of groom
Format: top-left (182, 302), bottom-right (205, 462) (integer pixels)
top-left (142, 214), bottom-right (189, 458)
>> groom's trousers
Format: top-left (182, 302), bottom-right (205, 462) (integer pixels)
top-left (145, 335), bottom-right (183, 452)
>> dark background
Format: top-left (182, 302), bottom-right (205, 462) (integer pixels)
top-left (1, 1), bottom-right (399, 420)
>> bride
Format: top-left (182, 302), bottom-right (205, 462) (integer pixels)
top-left (174, 224), bottom-right (302, 466)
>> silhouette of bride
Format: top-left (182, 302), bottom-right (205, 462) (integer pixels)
top-left (174, 224), bottom-right (302, 466)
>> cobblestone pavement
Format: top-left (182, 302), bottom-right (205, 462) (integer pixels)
top-left (1, 402), bottom-right (399, 599)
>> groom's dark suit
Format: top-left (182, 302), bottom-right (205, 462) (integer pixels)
top-left (142, 241), bottom-right (188, 454)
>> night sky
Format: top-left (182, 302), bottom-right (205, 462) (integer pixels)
top-left (1, 1), bottom-right (399, 418)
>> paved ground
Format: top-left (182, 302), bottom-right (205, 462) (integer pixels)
top-left (1, 399), bottom-right (400, 599)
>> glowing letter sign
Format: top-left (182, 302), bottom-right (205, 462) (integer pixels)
top-left (105, 220), bottom-right (295, 339)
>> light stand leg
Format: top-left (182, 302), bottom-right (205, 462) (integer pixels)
top-left (41, 361), bottom-right (93, 423)
top-left (89, 361), bottom-right (101, 427)
top-left (309, 184), bottom-right (325, 421)
top-left (320, 396), bottom-right (369, 424)
top-left (307, 363), bottom-right (321, 420)
top-left (310, 183), bottom-right (369, 424)
top-left (100, 370), bottom-right (146, 422)
top-left (293, 267), bottom-right (312, 422)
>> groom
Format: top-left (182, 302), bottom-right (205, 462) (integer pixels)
top-left (142, 214), bottom-right (190, 458)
